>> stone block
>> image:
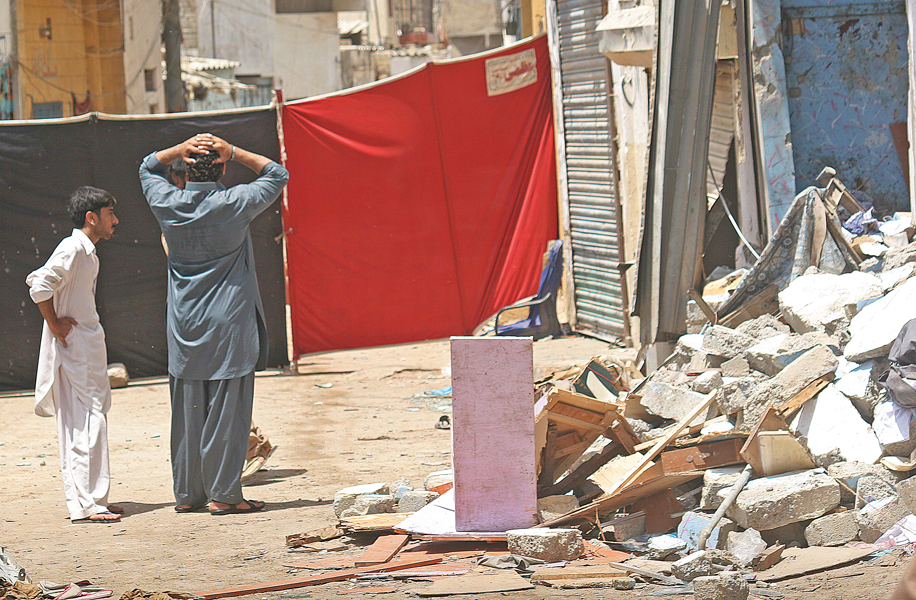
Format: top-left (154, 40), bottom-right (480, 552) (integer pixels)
top-left (397, 490), bottom-right (439, 513)
top-left (670, 550), bottom-right (712, 581)
top-left (805, 511), bottom-right (859, 547)
top-left (107, 363), bottom-right (129, 389)
top-left (845, 276), bottom-right (916, 362)
top-left (734, 313), bottom-right (790, 340)
top-left (745, 334), bottom-right (791, 377)
top-left (702, 325), bottom-right (759, 359)
top-left (611, 578), bottom-right (636, 590)
top-left (790, 384), bottom-right (883, 466)
top-left (537, 494), bottom-right (579, 524)
top-left (778, 271), bottom-right (884, 335)
top-left (339, 494), bottom-right (397, 518)
top-left (424, 469), bottom-right (453, 491)
top-left (639, 381), bottom-right (713, 425)
top-left (741, 345), bottom-right (838, 430)
top-left (855, 475), bottom-right (897, 509)
top-left (723, 469), bottom-right (840, 530)
top-left (333, 482), bottom-right (390, 517)
top-left (827, 461), bottom-right (901, 505)
top-left (720, 357), bottom-right (750, 378)
top-left (693, 370), bottom-right (724, 393)
top-left (677, 510), bottom-right (737, 551)
top-left (701, 466), bottom-right (746, 510)
top-left (506, 528), bottom-right (583, 562)
top-left (693, 573), bottom-right (749, 600)
top-left (857, 496), bottom-right (912, 543)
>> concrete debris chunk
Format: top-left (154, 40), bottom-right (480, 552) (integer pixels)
top-left (845, 276), bottom-right (916, 362)
top-left (726, 528), bottom-right (767, 566)
top-left (857, 496), bottom-right (912, 543)
top-left (107, 362), bottom-right (129, 389)
top-left (670, 550), bottom-right (713, 581)
top-left (702, 325), bottom-right (759, 359)
top-left (827, 461), bottom-right (902, 504)
top-left (745, 333), bottom-right (791, 377)
top-left (804, 510), bottom-right (859, 547)
top-left (693, 370), bottom-right (724, 393)
top-left (610, 578), bottom-right (636, 590)
top-left (424, 468), bottom-right (453, 491)
top-left (740, 345), bottom-right (838, 430)
top-left (719, 357), bottom-right (750, 378)
top-left (506, 528), bottom-right (584, 562)
top-left (834, 358), bottom-right (873, 403)
top-left (640, 381), bottom-right (714, 425)
top-left (646, 533), bottom-right (688, 559)
top-left (722, 469), bottom-right (841, 530)
top-left (778, 271), bottom-right (884, 335)
top-left (397, 490), bottom-right (439, 513)
top-left (677, 510), bottom-right (737, 551)
top-left (855, 475), bottom-right (897, 509)
top-left (717, 375), bottom-right (765, 416)
top-left (692, 572), bottom-right (749, 600)
top-left (389, 477), bottom-right (413, 498)
top-left (734, 313), bottom-right (790, 340)
top-left (536, 494), bottom-right (579, 524)
top-left (333, 482), bottom-right (390, 517)
top-left (790, 383), bottom-right (883, 466)
top-left (339, 493), bottom-right (397, 517)
top-left (701, 466), bottom-right (747, 510)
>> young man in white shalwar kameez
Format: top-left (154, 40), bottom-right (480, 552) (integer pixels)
top-left (26, 186), bottom-right (122, 523)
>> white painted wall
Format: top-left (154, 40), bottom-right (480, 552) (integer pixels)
top-left (196, 0), bottom-right (340, 100)
top-left (122, 0), bottom-right (164, 114)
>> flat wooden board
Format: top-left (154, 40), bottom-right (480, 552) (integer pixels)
top-left (400, 541), bottom-right (506, 558)
top-left (341, 513), bottom-right (411, 532)
top-left (757, 547), bottom-right (876, 581)
top-left (660, 437), bottom-right (743, 474)
top-left (540, 472), bottom-right (703, 527)
top-left (530, 565), bottom-right (630, 581)
top-left (577, 541), bottom-right (631, 563)
top-left (622, 558), bottom-right (673, 575)
top-left (197, 557), bottom-right (443, 598)
top-left (415, 571), bottom-right (534, 596)
top-left (355, 534), bottom-right (410, 567)
top-left (287, 525), bottom-right (345, 547)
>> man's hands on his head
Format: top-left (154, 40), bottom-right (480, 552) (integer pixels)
top-left (155, 132), bottom-right (273, 174)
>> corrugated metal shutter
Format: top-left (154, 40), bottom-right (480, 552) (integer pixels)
top-left (553, 0), bottom-right (627, 339)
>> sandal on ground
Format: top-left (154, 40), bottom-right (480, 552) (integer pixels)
top-left (174, 504), bottom-right (206, 513)
top-left (107, 505), bottom-right (124, 514)
top-left (209, 500), bottom-right (265, 516)
top-left (71, 511), bottom-right (120, 524)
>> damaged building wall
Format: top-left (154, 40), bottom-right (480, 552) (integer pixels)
top-left (781, 0), bottom-right (909, 217)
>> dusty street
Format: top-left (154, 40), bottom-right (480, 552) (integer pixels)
top-left (1, 335), bottom-right (910, 599)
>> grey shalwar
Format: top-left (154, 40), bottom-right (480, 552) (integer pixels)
top-left (139, 153), bottom-right (289, 507)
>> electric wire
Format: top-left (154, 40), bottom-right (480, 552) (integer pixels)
top-left (707, 159), bottom-right (762, 261)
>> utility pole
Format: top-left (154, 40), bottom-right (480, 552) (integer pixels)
top-left (163, 0), bottom-right (185, 113)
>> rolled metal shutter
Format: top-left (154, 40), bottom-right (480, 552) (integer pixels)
top-left (550, 0), bottom-right (627, 341)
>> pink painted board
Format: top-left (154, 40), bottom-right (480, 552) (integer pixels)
top-left (450, 336), bottom-right (538, 531)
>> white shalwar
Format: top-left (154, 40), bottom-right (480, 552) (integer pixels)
top-left (26, 229), bottom-right (112, 521)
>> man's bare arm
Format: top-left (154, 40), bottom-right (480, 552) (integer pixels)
top-left (36, 299), bottom-right (77, 347)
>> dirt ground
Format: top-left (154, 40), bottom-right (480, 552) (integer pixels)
top-left (1, 335), bottom-right (911, 599)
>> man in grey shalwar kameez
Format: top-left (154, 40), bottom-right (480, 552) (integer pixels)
top-left (139, 133), bottom-right (289, 515)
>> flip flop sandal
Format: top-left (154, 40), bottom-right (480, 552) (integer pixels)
top-left (174, 504), bottom-right (207, 513)
top-left (435, 415), bottom-right (451, 430)
top-left (71, 512), bottom-right (120, 524)
top-left (209, 500), bottom-right (265, 515)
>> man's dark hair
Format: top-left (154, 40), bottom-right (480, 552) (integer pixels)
top-left (68, 186), bottom-right (116, 228)
top-left (187, 150), bottom-right (224, 182)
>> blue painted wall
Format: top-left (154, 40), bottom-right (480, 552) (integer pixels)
top-left (781, 0), bottom-right (908, 215)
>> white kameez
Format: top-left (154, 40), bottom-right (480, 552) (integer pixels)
top-left (26, 229), bottom-right (112, 520)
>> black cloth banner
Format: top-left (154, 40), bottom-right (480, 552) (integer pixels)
top-left (0, 108), bottom-right (287, 391)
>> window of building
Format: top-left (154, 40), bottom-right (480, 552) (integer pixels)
top-left (276, 0), bottom-right (332, 13)
top-left (144, 68), bottom-right (157, 92)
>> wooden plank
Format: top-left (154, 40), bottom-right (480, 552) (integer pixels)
top-left (605, 391), bottom-right (717, 496)
top-left (578, 540), bottom-right (631, 563)
top-left (530, 565), bottom-right (630, 581)
top-left (756, 430), bottom-right (816, 476)
top-left (538, 422), bottom-right (559, 486)
top-left (775, 372), bottom-right (833, 419)
top-left (548, 412), bottom-right (606, 432)
top-left (538, 472), bottom-right (703, 528)
top-left (590, 453), bottom-right (646, 493)
top-left (451, 337), bottom-right (537, 531)
top-left (660, 437), bottom-right (744, 474)
top-left (605, 416), bottom-right (639, 454)
top-left (197, 557), bottom-right (444, 598)
top-left (554, 440), bottom-right (591, 459)
top-left (739, 401), bottom-right (788, 475)
top-left (415, 571), bottom-right (534, 596)
top-left (340, 513), bottom-right (410, 532)
top-left (411, 533), bottom-right (507, 542)
top-left (550, 402), bottom-right (607, 425)
top-left (537, 439), bottom-right (621, 497)
top-left (757, 547), bottom-right (875, 582)
top-left (354, 534), bottom-right (410, 567)
top-left (286, 526), bottom-right (345, 547)
top-left (547, 386), bottom-right (619, 414)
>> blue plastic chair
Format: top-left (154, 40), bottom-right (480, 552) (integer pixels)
top-left (493, 239), bottom-right (564, 340)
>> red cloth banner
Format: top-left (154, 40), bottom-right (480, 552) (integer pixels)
top-left (282, 36), bottom-right (558, 357)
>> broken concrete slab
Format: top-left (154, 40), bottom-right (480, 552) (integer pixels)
top-left (702, 325), bottom-right (759, 359)
top-left (856, 496), bottom-right (913, 543)
top-left (537, 495), bottom-right (579, 524)
top-left (340, 494), bottom-right (398, 518)
top-left (424, 469), bottom-right (454, 491)
top-left (854, 475), bottom-right (897, 509)
top-left (741, 345), bottom-right (838, 430)
top-left (334, 483), bottom-right (390, 517)
top-left (397, 491), bottom-right (440, 513)
top-left (790, 384), bottom-right (883, 466)
top-left (734, 313), bottom-right (790, 340)
top-left (804, 511), bottom-right (858, 547)
top-left (827, 461), bottom-right (902, 504)
top-left (506, 528), bottom-right (584, 562)
top-left (639, 381), bottom-right (714, 425)
top-left (779, 271), bottom-right (884, 335)
top-left (722, 469), bottom-right (841, 530)
top-left (693, 573), bottom-right (749, 600)
top-left (719, 357), bottom-right (750, 378)
top-left (670, 550), bottom-right (713, 581)
top-left (745, 333), bottom-right (791, 377)
top-left (677, 510), bottom-right (738, 551)
top-left (845, 275), bottom-right (916, 363)
top-left (693, 370), bottom-right (724, 393)
top-left (834, 358), bottom-right (874, 404)
top-left (717, 375), bottom-right (766, 416)
top-left (701, 466), bottom-right (747, 510)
